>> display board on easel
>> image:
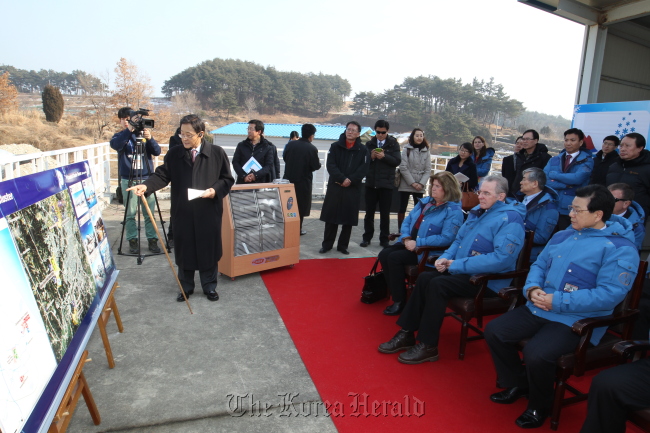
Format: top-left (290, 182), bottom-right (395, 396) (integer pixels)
top-left (0, 162), bottom-right (118, 433)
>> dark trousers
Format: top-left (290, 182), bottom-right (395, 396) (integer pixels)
top-left (484, 306), bottom-right (581, 414)
top-left (363, 187), bottom-right (393, 243)
top-left (178, 265), bottom-right (218, 295)
top-left (580, 358), bottom-right (650, 433)
top-left (398, 191), bottom-right (424, 213)
top-left (322, 222), bottom-right (352, 250)
top-left (397, 270), bottom-right (494, 347)
top-left (377, 243), bottom-right (419, 303)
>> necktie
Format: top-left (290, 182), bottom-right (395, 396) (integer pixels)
top-left (563, 154), bottom-right (572, 172)
top-left (378, 141), bottom-right (384, 148)
top-left (191, 149), bottom-right (198, 162)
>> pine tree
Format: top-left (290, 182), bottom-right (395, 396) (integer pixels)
top-left (42, 84), bottom-right (64, 123)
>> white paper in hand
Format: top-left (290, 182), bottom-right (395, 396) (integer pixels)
top-left (454, 172), bottom-right (469, 183)
top-left (188, 188), bottom-right (207, 200)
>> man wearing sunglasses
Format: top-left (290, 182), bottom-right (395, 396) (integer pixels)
top-left (360, 120), bottom-right (401, 249)
top-left (608, 183), bottom-right (645, 250)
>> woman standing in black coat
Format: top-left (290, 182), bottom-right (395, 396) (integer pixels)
top-left (445, 142), bottom-right (478, 191)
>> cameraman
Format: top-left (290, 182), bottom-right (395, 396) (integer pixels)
top-left (110, 106), bottom-right (162, 254)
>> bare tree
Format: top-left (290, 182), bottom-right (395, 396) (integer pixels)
top-left (171, 91), bottom-right (201, 116)
top-left (111, 58), bottom-right (153, 109)
top-left (0, 72), bottom-right (18, 114)
top-left (79, 71), bottom-right (113, 141)
top-left (244, 96), bottom-right (257, 118)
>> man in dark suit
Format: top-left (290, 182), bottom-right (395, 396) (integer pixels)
top-left (502, 136), bottom-right (522, 194)
top-left (282, 123), bottom-right (322, 235)
top-left (606, 133), bottom-right (650, 219)
top-left (128, 114), bottom-right (234, 302)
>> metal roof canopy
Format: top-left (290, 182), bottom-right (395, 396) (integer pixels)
top-left (519, 0), bottom-right (650, 104)
top-left (211, 122), bottom-right (374, 141)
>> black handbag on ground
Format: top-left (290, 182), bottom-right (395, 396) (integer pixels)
top-left (360, 257), bottom-right (388, 304)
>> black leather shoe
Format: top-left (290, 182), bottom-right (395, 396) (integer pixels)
top-left (337, 247), bottom-right (349, 255)
top-left (129, 239), bottom-right (139, 254)
top-left (398, 342), bottom-right (439, 364)
top-left (360, 240), bottom-right (370, 247)
top-left (168, 238), bottom-right (174, 249)
top-left (380, 241), bottom-right (390, 248)
top-left (300, 230), bottom-right (307, 236)
top-left (378, 329), bottom-right (416, 354)
top-left (383, 302), bottom-right (403, 316)
top-left (319, 247), bottom-right (331, 254)
top-left (176, 291), bottom-right (193, 302)
top-left (490, 387), bottom-right (529, 404)
top-left (206, 291), bottom-right (219, 301)
top-left (515, 409), bottom-right (547, 429)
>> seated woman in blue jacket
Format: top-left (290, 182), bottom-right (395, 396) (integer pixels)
top-left (484, 184), bottom-right (640, 429)
top-left (473, 135), bottom-right (495, 179)
top-left (378, 171), bottom-right (464, 316)
top-left (446, 142), bottom-right (479, 191)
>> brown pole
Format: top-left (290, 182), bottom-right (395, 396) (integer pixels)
top-left (140, 196), bottom-right (193, 314)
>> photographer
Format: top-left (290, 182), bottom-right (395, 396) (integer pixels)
top-left (110, 106), bottom-right (162, 254)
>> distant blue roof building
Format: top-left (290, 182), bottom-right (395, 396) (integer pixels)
top-left (210, 122), bottom-right (373, 141)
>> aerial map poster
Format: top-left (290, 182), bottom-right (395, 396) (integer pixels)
top-left (0, 162), bottom-right (118, 433)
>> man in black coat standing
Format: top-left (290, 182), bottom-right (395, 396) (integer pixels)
top-left (319, 121), bottom-right (370, 255)
top-left (511, 129), bottom-right (551, 195)
top-left (232, 119), bottom-right (277, 184)
top-left (128, 114), bottom-right (234, 302)
top-left (166, 127), bottom-right (183, 248)
top-left (502, 136), bottom-right (522, 194)
top-left (607, 133), bottom-right (650, 219)
top-left (360, 120), bottom-right (401, 248)
top-left (283, 123), bottom-right (322, 235)
top-left (589, 135), bottom-right (620, 186)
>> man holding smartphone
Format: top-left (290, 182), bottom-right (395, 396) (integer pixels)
top-left (360, 120), bottom-right (401, 248)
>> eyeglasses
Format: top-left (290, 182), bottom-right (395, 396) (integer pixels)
top-left (179, 133), bottom-right (198, 139)
top-left (614, 198), bottom-right (629, 202)
top-left (459, 149), bottom-right (470, 154)
top-left (346, 128), bottom-right (359, 133)
top-left (568, 205), bottom-right (590, 214)
top-left (521, 137), bottom-right (536, 142)
top-left (476, 191), bottom-right (493, 197)
top-left (375, 130), bottom-right (388, 135)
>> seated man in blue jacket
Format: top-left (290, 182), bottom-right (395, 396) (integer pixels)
top-left (608, 183), bottom-right (646, 250)
top-left (485, 184), bottom-right (640, 429)
top-left (515, 167), bottom-right (559, 261)
top-left (544, 128), bottom-right (594, 231)
top-left (378, 175), bottom-right (525, 364)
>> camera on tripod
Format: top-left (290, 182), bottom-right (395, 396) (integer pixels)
top-left (128, 108), bottom-right (155, 134)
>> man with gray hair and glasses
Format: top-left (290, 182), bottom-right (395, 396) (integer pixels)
top-left (378, 175), bottom-right (525, 364)
top-left (515, 167), bottom-right (559, 261)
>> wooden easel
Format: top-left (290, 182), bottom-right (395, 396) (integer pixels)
top-left (97, 281), bottom-right (124, 368)
top-left (48, 351), bottom-right (100, 433)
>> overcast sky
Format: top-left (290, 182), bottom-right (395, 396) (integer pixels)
top-left (1, 0), bottom-right (585, 118)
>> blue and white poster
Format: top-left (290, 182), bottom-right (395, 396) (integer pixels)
top-left (572, 100), bottom-right (650, 152)
top-left (0, 162), bottom-right (118, 433)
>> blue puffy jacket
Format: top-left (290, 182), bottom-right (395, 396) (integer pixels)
top-left (515, 187), bottom-right (560, 261)
top-left (524, 216), bottom-right (640, 345)
top-left (442, 200), bottom-right (526, 292)
top-left (544, 150), bottom-right (593, 215)
top-left (398, 198), bottom-right (464, 265)
top-left (475, 147), bottom-right (495, 178)
top-left (623, 200), bottom-right (646, 250)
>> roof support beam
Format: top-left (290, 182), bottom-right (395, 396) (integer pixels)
top-left (556, 0), bottom-right (599, 25)
top-left (577, 24), bottom-right (608, 104)
top-left (602, 0), bottom-right (650, 25)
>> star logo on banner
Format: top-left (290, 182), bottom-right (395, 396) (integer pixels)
top-left (613, 115), bottom-right (639, 139)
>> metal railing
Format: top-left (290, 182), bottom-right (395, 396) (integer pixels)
top-left (1, 144), bottom-right (496, 198)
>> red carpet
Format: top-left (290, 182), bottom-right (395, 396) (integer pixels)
top-left (262, 258), bottom-right (644, 433)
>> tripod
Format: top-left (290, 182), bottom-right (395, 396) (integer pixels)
top-left (117, 131), bottom-right (171, 265)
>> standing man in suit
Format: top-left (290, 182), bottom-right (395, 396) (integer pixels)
top-left (128, 114), bottom-right (234, 302)
top-left (502, 136), bottom-right (522, 194)
top-left (283, 123), bottom-right (322, 235)
top-left (360, 120), bottom-right (401, 248)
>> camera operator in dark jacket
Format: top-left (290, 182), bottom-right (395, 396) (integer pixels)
top-left (110, 106), bottom-right (161, 254)
top-left (361, 120), bottom-right (401, 248)
top-left (232, 119), bottom-right (276, 184)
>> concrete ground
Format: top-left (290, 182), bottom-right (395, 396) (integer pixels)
top-left (67, 196), bottom-right (398, 433)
